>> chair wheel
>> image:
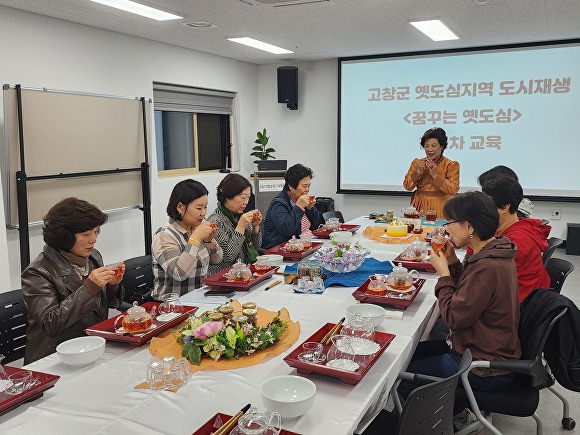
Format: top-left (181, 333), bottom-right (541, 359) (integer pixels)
top-left (562, 417), bottom-right (575, 430)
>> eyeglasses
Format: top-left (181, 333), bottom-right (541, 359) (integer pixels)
top-left (443, 219), bottom-right (462, 229)
top-left (236, 194), bottom-right (250, 201)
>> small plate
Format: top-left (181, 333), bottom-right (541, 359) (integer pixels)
top-left (326, 359), bottom-right (359, 372)
top-left (156, 312), bottom-right (181, 321)
top-left (297, 352), bottom-right (326, 364)
top-left (341, 338), bottom-right (381, 356)
top-left (387, 284), bottom-right (416, 294)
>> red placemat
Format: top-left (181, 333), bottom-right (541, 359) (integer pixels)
top-left (352, 278), bottom-right (426, 310)
top-left (203, 265), bottom-right (279, 290)
top-left (264, 241), bottom-right (323, 260)
top-left (391, 253), bottom-right (435, 272)
top-left (0, 366), bottom-right (60, 416)
top-left (284, 323), bottom-right (395, 385)
top-left (312, 224), bottom-right (361, 239)
top-left (85, 302), bottom-right (198, 346)
top-left (193, 412), bottom-right (302, 435)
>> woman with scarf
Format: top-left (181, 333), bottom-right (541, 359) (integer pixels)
top-left (21, 198), bottom-right (125, 363)
top-left (207, 173), bottom-right (262, 274)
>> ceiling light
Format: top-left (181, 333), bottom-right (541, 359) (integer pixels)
top-left (409, 20), bottom-right (459, 41)
top-left (183, 21), bottom-right (217, 28)
top-left (89, 0), bottom-right (182, 21)
top-left (227, 37), bottom-right (294, 55)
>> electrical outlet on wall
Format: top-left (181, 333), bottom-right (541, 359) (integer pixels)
top-left (550, 210), bottom-right (561, 220)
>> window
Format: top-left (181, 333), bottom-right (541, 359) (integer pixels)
top-left (153, 83), bottom-right (235, 174)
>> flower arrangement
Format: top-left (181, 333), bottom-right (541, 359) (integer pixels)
top-left (175, 308), bottom-right (288, 365)
top-left (314, 242), bottom-right (370, 273)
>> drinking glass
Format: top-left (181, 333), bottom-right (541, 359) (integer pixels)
top-left (300, 234), bottom-right (312, 249)
top-left (5, 370), bottom-right (38, 395)
top-left (311, 276), bottom-right (325, 293)
top-left (326, 335), bottom-right (358, 371)
top-left (146, 361), bottom-right (166, 390)
top-left (431, 227), bottom-right (446, 253)
top-left (426, 210), bottom-right (437, 222)
top-left (298, 342), bottom-right (324, 363)
top-left (157, 293), bottom-right (183, 321)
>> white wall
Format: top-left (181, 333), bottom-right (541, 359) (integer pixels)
top-left (257, 61), bottom-right (579, 240)
top-left (0, 7), bottom-right (260, 291)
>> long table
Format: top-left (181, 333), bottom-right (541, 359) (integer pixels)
top-left (0, 216), bottom-right (442, 435)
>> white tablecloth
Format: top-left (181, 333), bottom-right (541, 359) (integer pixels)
top-left (0, 216), bottom-right (443, 435)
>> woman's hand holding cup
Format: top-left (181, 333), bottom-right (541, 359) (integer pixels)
top-left (296, 195), bottom-right (311, 210)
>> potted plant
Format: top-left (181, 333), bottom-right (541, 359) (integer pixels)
top-left (251, 128), bottom-right (276, 163)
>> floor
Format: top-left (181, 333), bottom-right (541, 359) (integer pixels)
top-left (481, 248), bottom-right (579, 434)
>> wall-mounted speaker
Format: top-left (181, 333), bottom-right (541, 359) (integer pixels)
top-left (277, 66), bottom-right (298, 110)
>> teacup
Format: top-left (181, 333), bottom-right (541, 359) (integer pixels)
top-left (5, 370), bottom-right (38, 395)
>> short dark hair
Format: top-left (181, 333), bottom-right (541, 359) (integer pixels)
top-left (482, 176), bottom-right (523, 214)
top-left (477, 165), bottom-right (518, 186)
top-left (285, 164), bottom-right (313, 190)
top-left (443, 191), bottom-right (499, 240)
top-left (43, 197), bottom-right (108, 251)
top-left (166, 179), bottom-right (209, 221)
top-left (217, 173), bottom-right (252, 204)
top-left (420, 128), bottom-right (448, 150)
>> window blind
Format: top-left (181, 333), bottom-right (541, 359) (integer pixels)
top-left (153, 82), bottom-right (235, 115)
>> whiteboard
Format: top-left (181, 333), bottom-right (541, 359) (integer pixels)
top-left (3, 86), bottom-right (148, 225)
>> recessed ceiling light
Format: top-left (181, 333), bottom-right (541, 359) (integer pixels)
top-left (227, 37), bottom-right (294, 55)
top-left (89, 0), bottom-right (182, 21)
top-left (409, 19), bottom-right (459, 41)
top-left (183, 21), bottom-right (217, 28)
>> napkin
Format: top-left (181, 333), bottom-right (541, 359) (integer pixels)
top-left (285, 257), bottom-right (393, 288)
top-left (384, 310), bottom-right (404, 320)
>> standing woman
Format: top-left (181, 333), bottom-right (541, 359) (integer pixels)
top-left (152, 179), bottom-right (223, 299)
top-left (207, 174), bottom-right (262, 275)
top-left (21, 198), bottom-right (125, 364)
top-left (403, 128), bottom-right (460, 218)
top-left (263, 163), bottom-right (323, 249)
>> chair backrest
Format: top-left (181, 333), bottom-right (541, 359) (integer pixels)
top-left (542, 237), bottom-right (563, 266)
top-left (323, 210), bottom-right (344, 223)
top-left (396, 349), bottom-right (472, 435)
top-left (120, 255), bottom-right (154, 304)
top-left (0, 290), bottom-right (28, 364)
top-left (546, 257), bottom-right (574, 294)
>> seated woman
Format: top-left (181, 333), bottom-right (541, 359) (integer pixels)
top-left (152, 179), bottom-right (223, 299)
top-left (477, 165), bottom-right (534, 218)
top-left (263, 163), bottom-right (323, 249)
top-left (21, 198), bottom-right (125, 364)
top-left (207, 173), bottom-right (262, 275)
top-left (399, 191), bottom-right (521, 399)
top-left (482, 175), bottom-right (551, 302)
top-left (403, 127), bottom-right (460, 218)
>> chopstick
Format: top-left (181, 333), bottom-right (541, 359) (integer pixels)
top-left (214, 403), bottom-right (251, 435)
top-left (265, 280), bottom-right (282, 291)
top-left (320, 317), bottom-right (345, 345)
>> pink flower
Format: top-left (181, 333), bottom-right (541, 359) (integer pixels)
top-left (192, 321), bottom-right (224, 339)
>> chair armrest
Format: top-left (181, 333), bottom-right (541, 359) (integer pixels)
top-left (489, 359), bottom-right (534, 374)
top-left (398, 371), bottom-right (442, 386)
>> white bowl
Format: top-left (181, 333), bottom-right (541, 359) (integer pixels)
top-left (346, 304), bottom-right (386, 328)
top-left (56, 336), bottom-right (106, 366)
top-left (329, 231), bottom-right (353, 245)
top-left (264, 254), bottom-right (284, 266)
top-left (261, 375), bottom-right (316, 419)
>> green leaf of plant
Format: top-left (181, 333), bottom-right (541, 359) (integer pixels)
top-left (188, 345), bottom-right (202, 365)
top-left (252, 145), bottom-right (263, 151)
top-left (262, 128), bottom-right (267, 136)
top-left (265, 148), bottom-right (275, 153)
top-left (250, 152), bottom-right (262, 158)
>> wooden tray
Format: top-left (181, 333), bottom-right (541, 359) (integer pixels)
top-left (85, 302), bottom-right (198, 346)
top-left (0, 366), bottom-right (60, 416)
top-left (193, 412), bottom-right (302, 435)
top-left (352, 278), bottom-right (426, 310)
top-left (312, 224), bottom-right (361, 239)
top-left (392, 253), bottom-right (435, 272)
top-left (283, 323), bottom-right (395, 385)
top-left (202, 265), bottom-right (279, 290)
top-left (264, 241), bottom-right (323, 260)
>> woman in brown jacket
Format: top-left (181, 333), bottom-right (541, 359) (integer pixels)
top-left (21, 198), bottom-right (125, 364)
top-left (399, 191), bottom-right (520, 399)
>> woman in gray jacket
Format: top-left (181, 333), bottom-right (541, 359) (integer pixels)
top-left (21, 198), bottom-right (125, 364)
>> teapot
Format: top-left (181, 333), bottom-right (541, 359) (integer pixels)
top-left (386, 263), bottom-right (420, 291)
top-left (114, 301), bottom-right (154, 333)
top-left (254, 256), bottom-right (270, 275)
top-left (341, 313), bottom-right (374, 340)
top-left (285, 236), bottom-right (304, 252)
top-left (400, 238), bottom-right (429, 261)
top-left (402, 206), bottom-right (420, 219)
top-left (235, 407), bottom-right (281, 435)
top-left (366, 273), bottom-right (387, 296)
top-left (227, 259), bottom-right (253, 281)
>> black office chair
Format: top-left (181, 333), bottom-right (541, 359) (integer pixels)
top-left (363, 349), bottom-right (473, 435)
top-left (456, 290), bottom-right (577, 434)
top-left (118, 255), bottom-right (155, 311)
top-left (546, 257), bottom-right (574, 294)
top-left (543, 237), bottom-right (563, 266)
top-left (323, 210), bottom-right (345, 223)
top-left (0, 290), bottom-right (28, 364)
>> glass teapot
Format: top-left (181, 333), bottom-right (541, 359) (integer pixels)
top-left (342, 313), bottom-right (374, 340)
top-left (114, 301), bottom-right (154, 333)
top-left (227, 259), bottom-right (253, 281)
top-left (402, 206), bottom-right (420, 219)
top-left (234, 407), bottom-right (281, 435)
top-left (401, 238), bottom-right (429, 261)
top-left (386, 263), bottom-right (420, 291)
top-left (285, 236), bottom-right (304, 252)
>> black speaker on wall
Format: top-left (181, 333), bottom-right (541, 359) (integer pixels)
top-left (277, 66), bottom-right (298, 110)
